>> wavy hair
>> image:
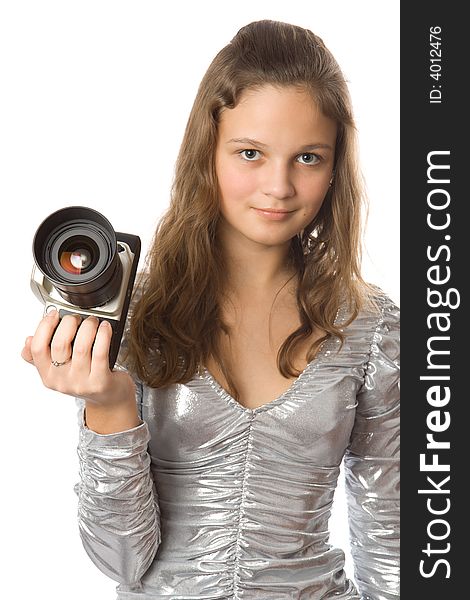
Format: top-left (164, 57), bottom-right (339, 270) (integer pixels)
top-left (126, 20), bottom-right (378, 399)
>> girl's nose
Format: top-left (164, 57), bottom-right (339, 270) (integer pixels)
top-left (261, 161), bottom-right (295, 200)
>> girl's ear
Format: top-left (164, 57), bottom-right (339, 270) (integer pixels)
top-left (329, 170), bottom-right (335, 186)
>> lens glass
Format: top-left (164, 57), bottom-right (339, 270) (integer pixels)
top-left (58, 237), bottom-right (99, 276)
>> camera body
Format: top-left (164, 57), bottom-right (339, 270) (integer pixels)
top-left (31, 207), bottom-right (141, 369)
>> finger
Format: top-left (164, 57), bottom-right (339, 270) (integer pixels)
top-left (21, 336), bottom-right (34, 364)
top-left (30, 310), bottom-right (61, 371)
top-left (50, 313), bottom-right (82, 364)
top-left (70, 316), bottom-right (100, 375)
top-left (90, 320), bottom-right (113, 376)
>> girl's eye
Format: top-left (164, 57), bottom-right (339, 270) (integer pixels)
top-left (239, 149), bottom-right (261, 161)
top-left (297, 153), bottom-right (320, 165)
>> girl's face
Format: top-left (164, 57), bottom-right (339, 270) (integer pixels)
top-left (215, 85), bottom-right (337, 252)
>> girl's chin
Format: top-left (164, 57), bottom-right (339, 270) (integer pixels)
top-left (217, 219), bottom-right (302, 248)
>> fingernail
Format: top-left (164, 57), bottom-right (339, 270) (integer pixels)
top-left (100, 320), bottom-right (111, 328)
top-left (47, 309), bottom-right (58, 318)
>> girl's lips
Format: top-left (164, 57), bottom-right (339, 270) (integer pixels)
top-left (252, 207), bottom-right (295, 220)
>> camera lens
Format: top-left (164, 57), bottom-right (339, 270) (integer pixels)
top-left (59, 238), bottom-right (97, 275)
top-left (33, 206), bottom-right (123, 308)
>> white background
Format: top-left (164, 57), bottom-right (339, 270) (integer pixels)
top-left (0, 1), bottom-right (399, 598)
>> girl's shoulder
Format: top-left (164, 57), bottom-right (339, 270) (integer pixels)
top-left (360, 284), bottom-right (400, 326)
top-left (339, 284), bottom-right (400, 354)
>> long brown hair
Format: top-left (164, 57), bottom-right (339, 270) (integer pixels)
top-left (126, 20), bottom-right (378, 399)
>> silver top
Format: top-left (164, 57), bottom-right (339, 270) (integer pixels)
top-left (76, 292), bottom-right (400, 599)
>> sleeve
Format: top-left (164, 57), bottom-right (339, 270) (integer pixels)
top-left (344, 295), bottom-right (400, 600)
top-left (74, 381), bottom-right (161, 586)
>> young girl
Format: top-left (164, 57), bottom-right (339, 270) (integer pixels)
top-left (22, 20), bottom-right (399, 600)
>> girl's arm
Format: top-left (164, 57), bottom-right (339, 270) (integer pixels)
top-left (21, 287), bottom-right (160, 585)
top-left (75, 381), bottom-right (160, 586)
top-left (344, 296), bottom-right (400, 599)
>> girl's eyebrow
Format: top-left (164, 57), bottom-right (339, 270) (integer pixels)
top-left (226, 137), bottom-right (333, 151)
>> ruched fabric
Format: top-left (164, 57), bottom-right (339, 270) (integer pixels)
top-left (75, 292), bottom-right (400, 599)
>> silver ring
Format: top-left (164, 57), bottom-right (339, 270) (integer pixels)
top-left (51, 358), bottom-right (71, 367)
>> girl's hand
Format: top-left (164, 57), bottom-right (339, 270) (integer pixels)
top-left (21, 309), bottom-right (139, 433)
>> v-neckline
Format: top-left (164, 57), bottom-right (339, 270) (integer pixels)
top-left (200, 331), bottom-right (338, 414)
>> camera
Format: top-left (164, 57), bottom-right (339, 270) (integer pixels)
top-left (31, 206), bottom-right (141, 369)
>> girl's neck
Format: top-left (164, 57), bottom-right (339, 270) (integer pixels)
top-left (219, 240), bottom-right (297, 299)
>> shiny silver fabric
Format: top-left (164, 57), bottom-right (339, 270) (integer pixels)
top-left (75, 292), bottom-right (400, 599)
